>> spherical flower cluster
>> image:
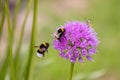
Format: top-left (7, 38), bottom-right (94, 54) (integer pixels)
top-left (53, 21), bottom-right (99, 63)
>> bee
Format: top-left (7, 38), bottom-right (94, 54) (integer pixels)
top-left (34, 42), bottom-right (49, 58)
top-left (54, 27), bottom-right (65, 41)
top-left (86, 19), bottom-right (92, 27)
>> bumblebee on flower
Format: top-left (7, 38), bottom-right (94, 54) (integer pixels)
top-left (53, 21), bottom-right (99, 63)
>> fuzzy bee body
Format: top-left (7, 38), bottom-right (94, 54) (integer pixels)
top-left (36, 42), bottom-right (49, 58)
top-left (54, 28), bottom-right (65, 41)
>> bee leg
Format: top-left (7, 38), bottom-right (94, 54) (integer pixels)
top-left (46, 50), bottom-right (48, 53)
top-left (34, 46), bottom-right (39, 48)
top-left (57, 37), bottom-right (61, 42)
top-left (63, 35), bottom-right (66, 39)
top-left (43, 53), bottom-right (45, 57)
top-left (59, 39), bottom-right (61, 42)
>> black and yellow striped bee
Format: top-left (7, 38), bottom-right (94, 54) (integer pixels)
top-left (34, 42), bottom-right (49, 57)
top-left (54, 27), bottom-right (65, 41)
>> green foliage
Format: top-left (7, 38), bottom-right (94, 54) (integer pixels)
top-left (14, 0), bottom-right (33, 79)
top-left (24, 0), bottom-right (37, 80)
top-left (5, 0), bottom-right (15, 80)
top-left (0, 4), bottom-right (5, 39)
top-left (0, 55), bottom-right (9, 80)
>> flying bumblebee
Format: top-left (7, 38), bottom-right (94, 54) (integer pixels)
top-left (34, 42), bottom-right (49, 58)
top-left (54, 27), bottom-right (65, 41)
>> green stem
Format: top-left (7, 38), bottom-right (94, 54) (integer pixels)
top-left (0, 2), bottom-right (5, 39)
top-left (5, 0), bottom-right (15, 80)
top-left (15, 0), bottom-right (33, 79)
top-left (24, 0), bottom-right (38, 79)
top-left (69, 62), bottom-right (74, 80)
top-left (11, 0), bottom-right (21, 43)
top-left (0, 55), bottom-right (9, 80)
top-left (12, 0), bottom-right (21, 32)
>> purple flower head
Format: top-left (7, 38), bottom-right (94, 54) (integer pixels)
top-left (53, 21), bottom-right (99, 63)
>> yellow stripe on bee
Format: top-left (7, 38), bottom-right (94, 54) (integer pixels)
top-left (61, 28), bottom-right (64, 32)
top-left (43, 42), bottom-right (47, 47)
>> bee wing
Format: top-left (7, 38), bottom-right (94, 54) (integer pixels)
top-left (46, 50), bottom-right (48, 53)
top-left (51, 32), bottom-right (58, 39)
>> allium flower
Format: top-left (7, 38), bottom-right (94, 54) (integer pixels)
top-left (53, 21), bottom-right (99, 63)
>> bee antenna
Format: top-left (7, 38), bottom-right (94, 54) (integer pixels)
top-left (34, 46), bottom-right (39, 48)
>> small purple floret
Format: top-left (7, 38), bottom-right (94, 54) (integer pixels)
top-left (53, 21), bottom-right (99, 63)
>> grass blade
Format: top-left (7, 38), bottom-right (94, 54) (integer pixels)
top-left (24, 0), bottom-right (38, 79)
top-left (0, 2), bottom-right (5, 39)
top-left (12, 0), bottom-right (21, 31)
top-left (0, 55), bottom-right (9, 80)
top-left (5, 0), bottom-right (15, 80)
top-left (14, 0), bottom-right (33, 79)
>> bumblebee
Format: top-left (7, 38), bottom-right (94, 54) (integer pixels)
top-left (34, 42), bottom-right (49, 57)
top-left (54, 27), bottom-right (65, 41)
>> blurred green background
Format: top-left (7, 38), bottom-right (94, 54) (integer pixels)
top-left (0, 0), bottom-right (120, 80)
